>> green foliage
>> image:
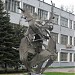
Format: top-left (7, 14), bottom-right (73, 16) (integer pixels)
top-left (11, 24), bottom-right (27, 69)
top-left (44, 72), bottom-right (75, 75)
top-left (12, 24), bottom-right (27, 48)
top-left (0, 72), bottom-right (74, 75)
top-left (0, 0), bottom-right (27, 71)
top-left (0, 0), bottom-right (14, 67)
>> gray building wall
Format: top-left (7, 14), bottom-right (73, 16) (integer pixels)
top-left (3, 0), bottom-right (75, 67)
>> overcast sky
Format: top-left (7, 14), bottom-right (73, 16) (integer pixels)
top-left (44, 0), bottom-right (75, 14)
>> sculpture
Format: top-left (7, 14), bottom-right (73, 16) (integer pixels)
top-left (19, 2), bottom-right (57, 75)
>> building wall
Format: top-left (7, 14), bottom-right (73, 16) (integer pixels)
top-left (3, 0), bottom-right (75, 67)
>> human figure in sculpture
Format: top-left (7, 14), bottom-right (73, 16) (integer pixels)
top-left (19, 2), bottom-right (57, 75)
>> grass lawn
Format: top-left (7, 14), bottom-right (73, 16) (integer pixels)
top-left (0, 72), bottom-right (75, 75)
top-left (44, 72), bottom-right (75, 75)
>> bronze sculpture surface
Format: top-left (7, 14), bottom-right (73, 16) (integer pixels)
top-left (19, 2), bottom-right (57, 75)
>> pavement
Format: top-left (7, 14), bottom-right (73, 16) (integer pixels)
top-left (45, 68), bottom-right (75, 73)
top-left (12, 68), bottom-right (75, 75)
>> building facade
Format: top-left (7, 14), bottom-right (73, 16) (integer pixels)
top-left (2, 0), bottom-right (75, 67)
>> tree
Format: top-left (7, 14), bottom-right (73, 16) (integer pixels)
top-left (0, 0), bottom-right (14, 71)
top-left (0, 0), bottom-right (26, 71)
top-left (12, 24), bottom-right (27, 48)
top-left (12, 24), bottom-right (27, 70)
top-left (0, 0), bottom-right (27, 71)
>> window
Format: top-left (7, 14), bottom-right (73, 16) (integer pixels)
top-left (14, 1), bottom-right (20, 12)
top-left (50, 32), bottom-right (58, 43)
top-left (38, 8), bottom-right (48, 20)
top-left (70, 36), bottom-right (72, 45)
top-left (53, 14), bottom-right (59, 25)
top-left (74, 37), bottom-right (75, 46)
top-left (60, 17), bottom-right (68, 27)
top-left (74, 54), bottom-right (75, 62)
top-left (70, 53), bottom-right (72, 62)
top-left (55, 52), bottom-right (58, 61)
top-left (23, 3), bottom-right (35, 14)
top-left (60, 52), bottom-right (68, 61)
top-left (61, 34), bottom-right (68, 45)
top-left (74, 21), bottom-right (75, 30)
top-left (5, 0), bottom-right (20, 13)
top-left (69, 20), bottom-right (72, 29)
top-left (5, 0), bottom-right (11, 11)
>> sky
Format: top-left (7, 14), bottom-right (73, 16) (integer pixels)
top-left (44, 0), bottom-right (75, 14)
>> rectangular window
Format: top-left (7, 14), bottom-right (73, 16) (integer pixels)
top-left (74, 21), bottom-right (75, 30)
top-left (23, 3), bottom-right (35, 14)
top-left (70, 36), bottom-right (72, 45)
top-left (61, 34), bottom-right (68, 45)
top-left (69, 20), bottom-right (72, 29)
top-left (11, 0), bottom-right (14, 11)
top-left (55, 52), bottom-right (58, 61)
top-left (70, 53), bottom-right (72, 62)
top-left (5, 0), bottom-right (7, 10)
top-left (60, 17), bottom-right (68, 27)
top-left (74, 54), bottom-right (75, 61)
top-left (38, 8), bottom-right (48, 20)
top-left (74, 37), bottom-right (75, 46)
top-left (53, 14), bottom-right (59, 25)
top-left (5, 0), bottom-right (20, 13)
top-left (60, 52), bottom-right (68, 61)
top-left (50, 32), bottom-right (58, 43)
top-left (14, 1), bottom-right (20, 13)
top-left (5, 0), bottom-right (11, 11)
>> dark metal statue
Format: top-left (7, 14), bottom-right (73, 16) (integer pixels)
top-left (19, 2), bottom-right (57, 75)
